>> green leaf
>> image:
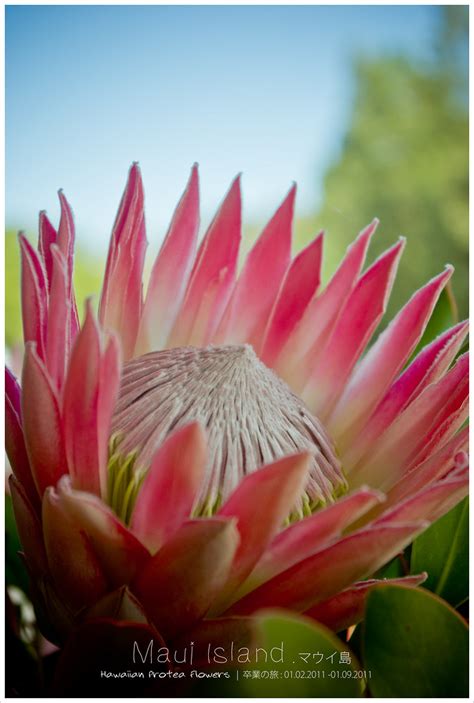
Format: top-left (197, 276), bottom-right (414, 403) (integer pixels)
top-left (411, 497), bottom-right (468, 607)
top-left (363, 585), bottom-right (469, 697)
top-left (373, 553), bottom-right (404, 579)
top-left (242, 609), bottom-right (363, 697)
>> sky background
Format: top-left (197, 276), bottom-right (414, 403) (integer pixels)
top-left (6, 5), bottom-right (440, 255)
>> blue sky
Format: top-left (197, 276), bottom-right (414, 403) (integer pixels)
top-left (6, 5), bottom-right (440, 254)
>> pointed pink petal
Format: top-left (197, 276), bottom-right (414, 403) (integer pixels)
top-left (212, 453), bottom-right (311, 610)
top-left (57, 191), bottom-right (75, 272)
top-left (185, 265), bottom-right (235, 346)
top-left (9, 475), bottom-right (47, 576)
top-left (57, 476), bottom-right (150, 587)
top-left (62, 302), bottom-right (103, 496)
top-left (45, 245), bottom-right (70, 389)
top-left (410, 390), bottom-right (468, 469)
top-left (227, 521), bottom-right (426, 615)
top-left (135, 165), bottom-right (200, 354)
top-left (5, 365), bottom-right (22, 415)
top-left (330, 267), bottom-right (455, 444)
top-left (385, 427), bottom-right (469, 509)
top-left (99, 164), bottom-right (147, 359)
top-left (131, 423), bottom-right (207, 553)
top-left (43, 485), bottom-right (108, 611)
top-left (169, 176), bottom-right (241, 347)
top-left (240, 487), bottom-right (385, 596)
top-left (21, 343), bottom-right (67, 495)
top-left (305, 573), bottom-right (427, 632)
top-left (376, 471), bottom-right (468, 526)
top-left (84, 586), bottom-right (148, 623)
top-left (302, 239), bottom-right (405, 419)
top-left (132, 518), bottom-right (239, 639)
top-left (97, 333), bottom-right (121, 487)
top-left (63, 303), bottom-right (120, 498)
top-left (6, 367), bottom-right (39, 506)
top-left (341, 320), bottom-right (468, 469)
top-left (19, 234), bottom-right (48, 360)
top-left (38, 211), bottom-right (57, 289)
top-left (274, 219), bottom-right (377, 389)
top-left (350, 353), bottom-right (469, 490)
top-left (5, 387), bottom-right (39, 508)
top-left (213, 185), bottom-right (294, 350)
top-left (261, 233), bottom-right (323, 367)
top-left (57, 191), bottom-right (80, 341)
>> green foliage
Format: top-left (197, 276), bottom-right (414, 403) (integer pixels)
top-left (242, 610), bottom-right (362, 697)
top-left (5, 232), bottom-right (24, 349)
top-left (5, 230), bottom-right (104, 349)
top-left (300, 7), bottom-right (468, 325)
top-left (363, 585), bottom-right (469, 697)
top-left (411, 497), bottom-right (469, 608)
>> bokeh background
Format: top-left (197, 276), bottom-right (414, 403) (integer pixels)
top-left (5, 5), bottom-right (468, 353)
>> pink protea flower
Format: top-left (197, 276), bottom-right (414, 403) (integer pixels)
top-left (6, 164), bottom-right (468, 674)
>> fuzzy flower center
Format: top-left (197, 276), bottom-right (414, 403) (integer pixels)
top-left (110, 344), bottom-right (347, 519)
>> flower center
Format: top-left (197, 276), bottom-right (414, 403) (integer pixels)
top-left (110, 344), bottom-right (347, 519)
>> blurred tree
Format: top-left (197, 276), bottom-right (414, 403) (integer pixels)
top-left (302, 6), bottom-right (468, 321)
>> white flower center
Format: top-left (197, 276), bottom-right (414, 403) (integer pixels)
top-left (111, 344), bottom-right (346, 516)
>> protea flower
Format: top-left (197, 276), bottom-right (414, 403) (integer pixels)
top-left (6, 164), bottom-right (468, 687)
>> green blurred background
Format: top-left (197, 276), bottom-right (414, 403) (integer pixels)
top-left (6, 7), bottom-right (468, 351)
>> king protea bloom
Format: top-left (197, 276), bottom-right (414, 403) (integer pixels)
top-left (6, 164), bottom-right (468, 661)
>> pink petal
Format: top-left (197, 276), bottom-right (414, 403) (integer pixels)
top-left (261, 233), bottom-right (323, 367)
top-left (302, 238), bottom-right (405, 419)
top-left (9, 475), bottom-right (47, 576)
top-left (84, 586), bottom-right (148, 623)
top-left (45, 246), bottom-right (70, 390)
top-left (63, 304), bottom-right (120, 498)
top-left (341, 320), bottom-right (468, 469)
top-left (43, 485), bottom-right (108, 611)
top-left (5, 391), bottom-right (38, 509)
top-left (62, 303), bottom-right (102, 496)
top-left (57, 191), bottom-right (80, 341)
top-left (385, 427), bottom-right (469, 509)
top-left (19, 234), bottom-right (48, 360)
top-left (350, 353), bottom-right (468, 490)
top-left (410, 391), bottom-right (468, 469)
top-left (131, 423), bottom-right (207, 553)
top-left (38, 210), bottom-right (57, 290)
top-left (274, 219), bottom-right (377, 389)
top-left (227, 521), bottom-right (426, 615)
top-left (212, 453), bottom-right (311, 610)
top-left (135, 165), bottom-right (200, 354)
top-left (213, 185), bottom-right (294, 350)
top-left (99, 163), bottom-right (147, 359)
top-left (305, 573), bottom-right (427, 632)
top-left (132, 518), bottom-right (239, 638)
top-left (57, 476), bottom-right (150, 587)
top-left (5, 367), bottom-right (39, 506)
top-left (240, 487), bottom-right (385, 596)
top-left (21, 343), bottom-right (67, 495)
top-left (169, 176), bottom-right (241, 347)
top-left (183, 265), bottom-right (236, 347)
top-left (376, 471), bottom-right (469, 526)
top-left (5, 365), bottom-right (22, 416)
top-left (97, 333), bottom-right (121, 487)
top-left (330, 267), bottom-right (455, 445)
